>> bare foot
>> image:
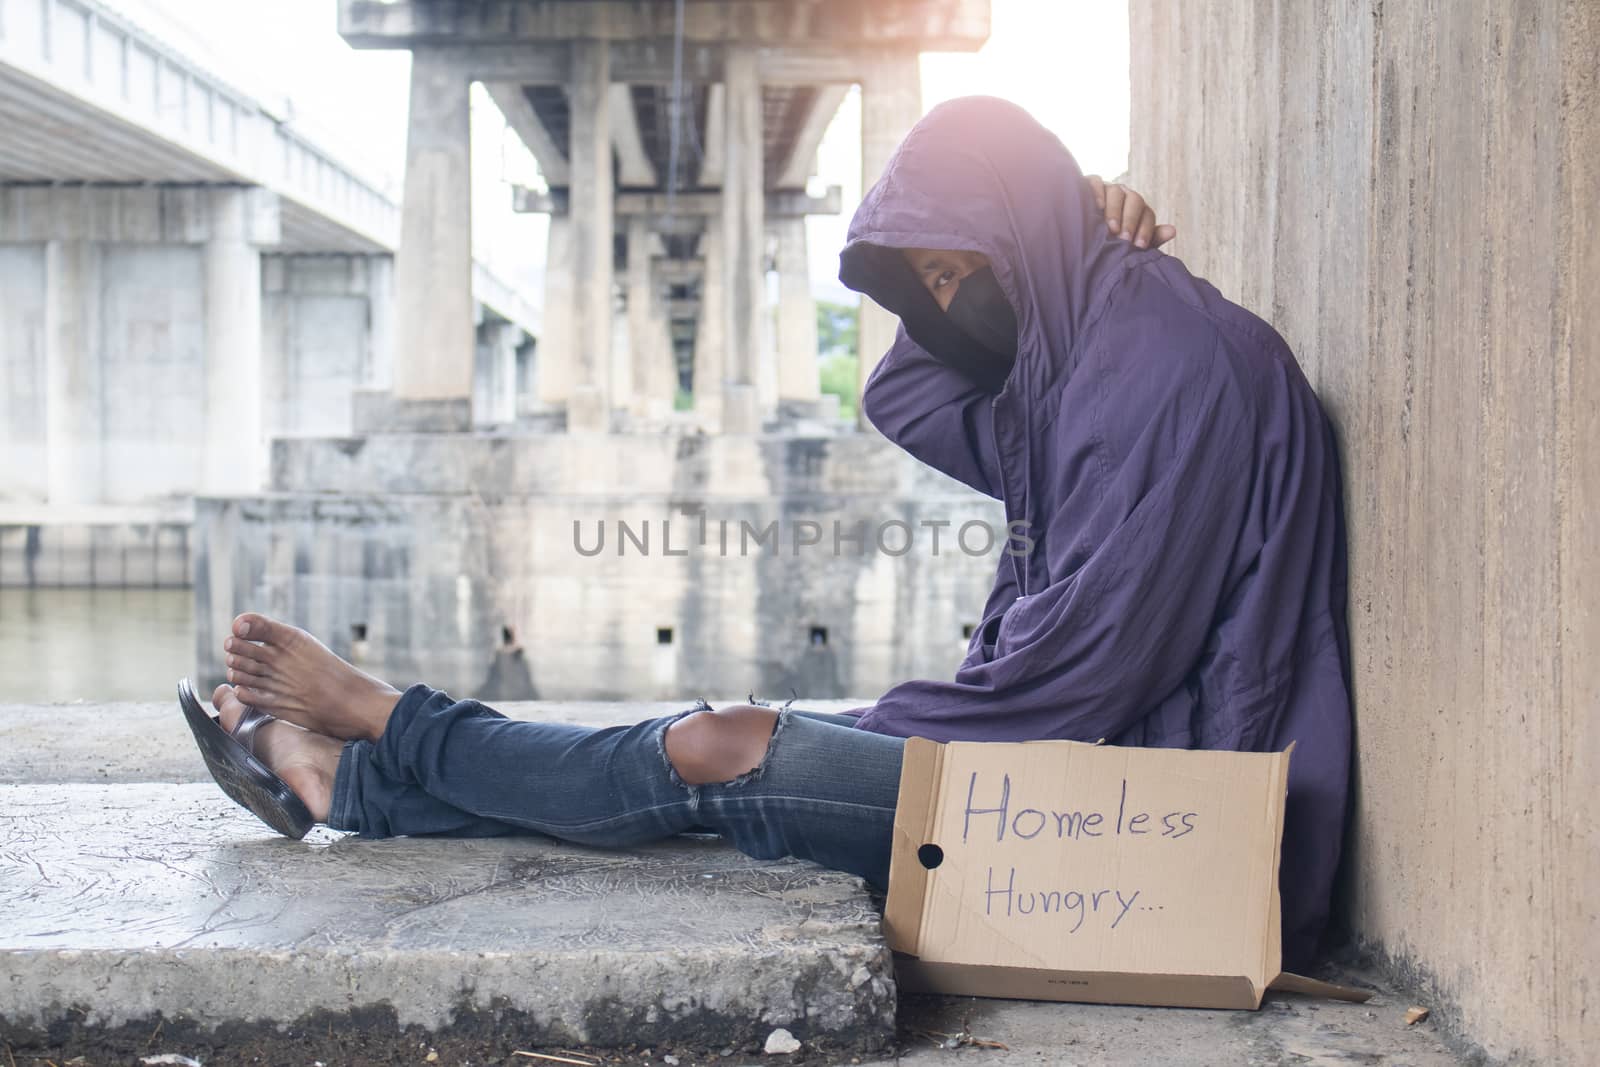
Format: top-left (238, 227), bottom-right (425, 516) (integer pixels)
top-left (222, 612), bottom-right (401, 741)
top-left (213, 683), bottom-right (341, 822)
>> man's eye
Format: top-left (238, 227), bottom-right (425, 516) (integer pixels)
top-left (932, 271), bottom-right (955, 290)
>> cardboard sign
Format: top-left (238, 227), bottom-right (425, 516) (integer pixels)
top-left (885, 737), bottom-right (1350, 1010)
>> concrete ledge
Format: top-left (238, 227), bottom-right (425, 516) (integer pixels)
top-left (0, 517), bottom-right (192, 589)
top-left (0, 783), bottom-right (895, 1051)
top-left (267, 428), bottom-right (996, 498)
top-left (0, 700), bottom-right (864, 784)
top-left (352, 390), bottom-right (473, 434)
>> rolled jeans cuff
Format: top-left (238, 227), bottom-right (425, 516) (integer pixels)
top-left (326, 682), bottom-right (435, 831)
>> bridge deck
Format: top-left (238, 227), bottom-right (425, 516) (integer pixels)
top-left (0, 0), bottom-right (535, 333)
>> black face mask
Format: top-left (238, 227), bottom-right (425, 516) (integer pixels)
top-left (946, 266), bottom-right (1019, 360)
top-left (837, 243), bottom-right (1017, 395)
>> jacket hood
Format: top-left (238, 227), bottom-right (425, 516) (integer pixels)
top-left (839, 96), bottom-right (1137, 404)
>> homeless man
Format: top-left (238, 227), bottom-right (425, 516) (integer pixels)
top-left (182, 96), bottom-right (1350, 974)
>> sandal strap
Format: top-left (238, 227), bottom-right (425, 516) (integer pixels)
top-left (230, 706), bottom-right (274, 757)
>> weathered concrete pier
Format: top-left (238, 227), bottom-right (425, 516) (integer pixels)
top-left (185, 0), bottom-right (1008, 702)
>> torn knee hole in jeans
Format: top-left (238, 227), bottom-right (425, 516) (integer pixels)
top-left (722, 706), bottom-right (790, 788)
top-left (656, 701), bottom-right (791, 791)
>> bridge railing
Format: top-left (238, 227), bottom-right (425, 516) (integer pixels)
top-left (0, 0), bottom-right (400, 249)
top-left (0, 0), bottom-right (534, 333)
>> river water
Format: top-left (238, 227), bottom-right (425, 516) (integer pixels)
top-left (0, 587), bottom-right (195, 703)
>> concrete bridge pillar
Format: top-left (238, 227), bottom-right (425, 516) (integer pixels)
top-left (43, 240), bottom-right (103, 507)
top-left (857, 52), bottom-right (923, 424)
top-left (694, 216), bottom-right (726, 429)
top-left (719, 46), bottom-right (766, 434)
top-left (366, 254), bottom-right (396, 391)
top-left (625, 216), bottom-right (672, 421)
top-left (202, 189), bottom-right (273, 495)
top-left (649, 284), bottom-right (678, 413)
top-left (262, 254), bottom-right (394, 439)
top-left (387, 48), bottom-right (474, 429)
top-left (535, 215), bottom-right (574, 408)
top-left (474, 318), bottom-right (522, 427)
top-left (774, 216), bottom-right (820, 405)
top-left (567, 40), bottom-right (615, 433)
top-left (0, 185), bottom-right (279, 507)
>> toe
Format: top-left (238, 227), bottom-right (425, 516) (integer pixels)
top-left (232, 683), bottom-right (274, 709)
top-left (232, 612), bottom-right (275, 644)
top-left (214, 684), bottom-right (250, 732)
top-left (233, 612), bottom-right (299, 652)
top-left (227, 665), bottom-right (272, 690)
top-left (225, 648), bottom-right (271, 677)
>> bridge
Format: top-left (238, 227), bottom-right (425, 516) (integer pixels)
top-left (340, 0), bottom-right (987, 433)
top-left (0, 0), bottom-right (538, 521)
top-left (0, 0), bottom-right (1010, 717)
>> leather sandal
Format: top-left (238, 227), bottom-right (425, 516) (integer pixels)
top-left (176, 677), bottom-right (314, 839)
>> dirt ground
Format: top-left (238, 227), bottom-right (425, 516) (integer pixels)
top-left (7, 1016), bottom-right (877, 1067)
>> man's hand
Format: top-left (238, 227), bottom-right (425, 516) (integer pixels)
top-left (1086, 175), bottom-right (1177, 250)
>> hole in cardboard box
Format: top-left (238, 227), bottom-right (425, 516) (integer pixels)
top-left (657, 626), bottom-right (674, 645)
top-left (917, 843), bottom-right (944, 870)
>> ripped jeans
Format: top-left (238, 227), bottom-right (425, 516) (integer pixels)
top-left (327, 684), bottom-right (908, 889)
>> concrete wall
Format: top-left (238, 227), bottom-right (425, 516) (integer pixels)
top-left (0, 242), bottom-right (205, 505)
top-left (0, 245), bottom-right (47, 501)
top-left (262, 255), bottom-right (385, 439)
top-left (1129, 2), bottom-right (1597, 1062)
top-left (101, 246), bottom-right (207, 501)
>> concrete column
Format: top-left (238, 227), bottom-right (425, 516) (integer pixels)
top-left (202, 189), bottom-right (269, 494)
top-left (758, 224), bottom-right (779, 412)
top-left (536, 214), bottom-right (573, 406)
top-left (515, 336), bottom-right (537, 411)
top-left (43, 240), bottom-right (103, 507)
top-left (610, 276), bottom-right (631, 421)
top-left (719, 45), bottom-right (765, 433)
top-left (391, 49), bottom-right (473, 415)
top-left (365, 254), bottom-right (396, 390)
top-left (262, 252), bottom-right (382, 440)
top-left (649, 281), bottom-right (678, 414)
top-left (857, 52), bottom-right (923, 424)
top-left (625, 215), bottom-right (663, 419)
top-left (694, 218), bottom-right (725, 428)
top-left (567, 39), bottom-right (614, 433)
top-left (473, 319), bottom-right (519, 427)
top-left (774, 216), bottom-right (820, 403)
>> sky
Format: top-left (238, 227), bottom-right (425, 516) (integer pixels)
top-left (105, 0), bottom-right (1130, 304)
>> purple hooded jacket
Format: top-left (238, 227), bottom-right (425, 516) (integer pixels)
top-left (839, 98), bottom-right (1352, 970)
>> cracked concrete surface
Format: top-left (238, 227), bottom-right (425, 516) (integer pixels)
top-left (0, 701), bottom-right (890, 1051)
top-left (0, 784), bottom-right (894, 1049)
top-left (1, 702), bottom-right (1466, 1063)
